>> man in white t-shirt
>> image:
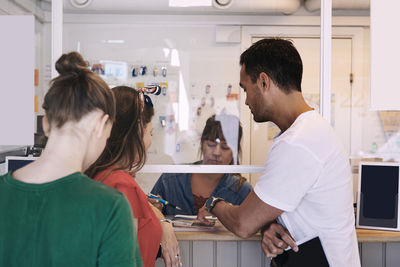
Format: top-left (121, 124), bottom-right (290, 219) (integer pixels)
top-left (197, 38), bottom-right (360, 266)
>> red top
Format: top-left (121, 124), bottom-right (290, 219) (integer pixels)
top-left (94, 168), bottom-right (162, 267)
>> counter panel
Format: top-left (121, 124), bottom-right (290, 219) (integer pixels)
top-left (155, 228), bottom-right (400, 267)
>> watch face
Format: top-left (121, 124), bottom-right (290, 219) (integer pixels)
top-left (205, 197), bottom-right (214, 209)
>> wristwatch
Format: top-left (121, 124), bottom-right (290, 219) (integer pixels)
top-left (205, 196), bottom-right (224, 213)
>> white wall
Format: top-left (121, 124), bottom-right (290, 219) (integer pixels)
top-left (370, 0), bottom-right (400, 110)
top-left (0, 15), bottom-right (35, 146)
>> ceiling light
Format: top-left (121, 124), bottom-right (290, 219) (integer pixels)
top-left (169, 0), bottom-right (212, 7)
top-left (213, 0), bottom-right (233, 9)
top-left (69, 0), bottom-right (93, 8)
top-left (107, 40), bottom-right (125, 44)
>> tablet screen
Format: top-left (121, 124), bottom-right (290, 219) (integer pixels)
top-left (358, 164), bottom-right (399, 228)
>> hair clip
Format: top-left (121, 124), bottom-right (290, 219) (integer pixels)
top-left (144, 84), bottom-right (161, 95)
top-left (137, 88), bottom-right (153, 108)
top-left (137, 88), bottom-right (145, 108)
top-left (144, 95), bottom-right (153, 107)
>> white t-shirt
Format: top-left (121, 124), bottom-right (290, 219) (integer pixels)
top-left (254, 110), bottom-right (360, 267)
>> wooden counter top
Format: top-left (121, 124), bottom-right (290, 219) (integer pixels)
top-left (174, 227), bottom-right (400, 243)
top-left (174, 230), bottom-right (261, 241)
top-left (356, 228), bottom-right (400, 242)
top-left (173, 223), bottom-right (261, 241)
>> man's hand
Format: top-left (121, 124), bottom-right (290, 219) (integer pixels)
top-left (261, 223), bottom-right (298, 258)
top-left (196, 206), bottom-right (213, 225)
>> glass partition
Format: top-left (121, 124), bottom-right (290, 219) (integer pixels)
top-left (63, 24), bottom-right (242, 166)
top-left (57, 5), bottom-right (373, 192)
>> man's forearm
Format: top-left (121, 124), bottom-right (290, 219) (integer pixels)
top-left (209, 191), bottom-right (283, 239)
top-left (212, 201), bottom-right (258, 238)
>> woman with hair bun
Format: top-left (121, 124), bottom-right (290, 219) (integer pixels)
top-left (0, 52), bottom-right (142, 267)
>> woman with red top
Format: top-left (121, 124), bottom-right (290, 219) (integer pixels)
top-left (86, 86), bottom-right (181, 267)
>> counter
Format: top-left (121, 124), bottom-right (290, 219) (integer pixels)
top-left (174, 227), bottom-right (400, 243)
top-left (154, 227), bottom-right (400, 267)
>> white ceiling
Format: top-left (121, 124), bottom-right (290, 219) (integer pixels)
top-left (63, 0), bottom-right (301, 14)
top-left (40, 0), bottom-right (370, 15)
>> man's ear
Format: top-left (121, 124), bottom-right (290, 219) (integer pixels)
top-left (259, 72), bottom-right (270, 92)
top-left (94, 114), bottom-right (110, 138)
top-left (42, 116), bottom-right (50, 137)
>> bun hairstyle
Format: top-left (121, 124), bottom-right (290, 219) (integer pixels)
top-left (42, 52), bottom-right (115, 128)
top-left (86, 86), bottom-right (150, 179)
top-left (55, 52), bottom-right (88, 75)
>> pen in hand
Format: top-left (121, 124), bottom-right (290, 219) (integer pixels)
top-left (148, 193), bottom-right (183, 211)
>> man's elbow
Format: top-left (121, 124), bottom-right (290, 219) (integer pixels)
top-left (232, 219), bottom-right (254, 239)
top-left (235, 230), bottom-right (253, 239)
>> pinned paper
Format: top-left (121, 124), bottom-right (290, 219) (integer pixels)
top-left (91, 63), bottom-right (104, 75)
top-left (132, 66), bottom-right (138, 77)
top-left (227, 84), bottom-right (232, 95)
top-left (226, 93), bottom-right (239, 101)
top-left (205, 84), bottom-right (211, 94)
top-left (34, 95), bottom-right (38, 113)
top-left (197, 107), bottom-right (202, 116)
top-left (161, 66), bottom-right (167, 77)
top-left (34, 69), bottom-right (39, 86)
top-left (136, 82), bottom-right (144, 90)
top-left (159, 116), bottom-right (167, 128)
top-left (169, 91), bottom-right (177, 103)
top-left (139, 66), bottom-right (147, 76)
top-left (160, 82), bottom-right (168, 96)
top-left (166, 114), bottom-right (175, 134)
top-left (226, 84), bottom-right (239, 100)
top-left (201, 97), bottom-right (206, 107)
top-left (153, 67), bottom-right (159, 77)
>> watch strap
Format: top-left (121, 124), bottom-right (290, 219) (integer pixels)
top-left (206, 196), bottom-right (224, 213)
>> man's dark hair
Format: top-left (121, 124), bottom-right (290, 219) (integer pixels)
top-left (239, 38), bottom-right (303, 93)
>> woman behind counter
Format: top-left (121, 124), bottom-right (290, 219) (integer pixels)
top-left (151, 114), bottom-right (252, 216)
top-left (0, 52), bottom-right (142, 267)
top-left (86, 86), bottom-right (181, 267)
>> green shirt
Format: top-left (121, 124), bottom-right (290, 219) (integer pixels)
top-left (0, 172), bottom-right (143, 267)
